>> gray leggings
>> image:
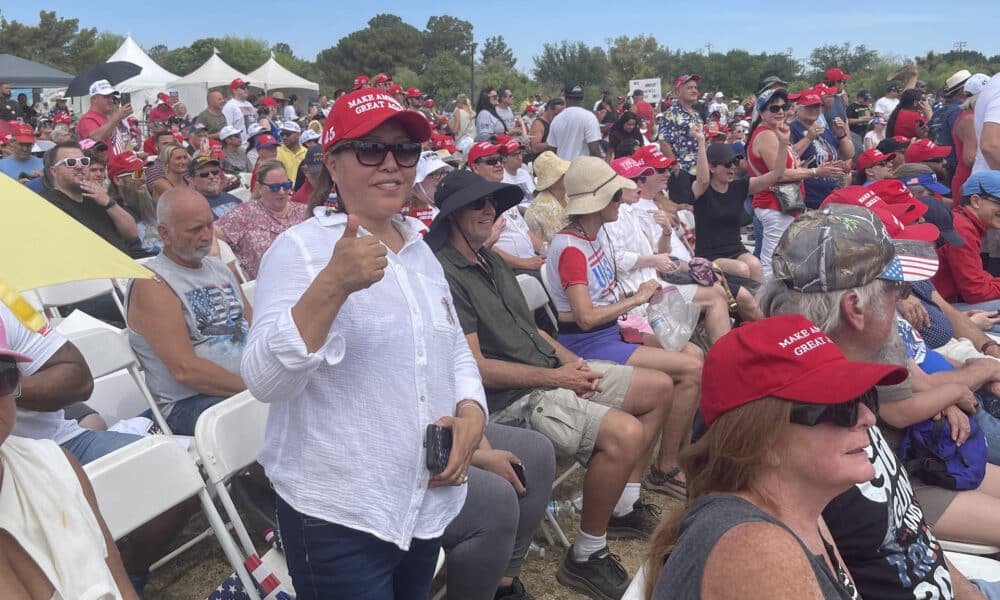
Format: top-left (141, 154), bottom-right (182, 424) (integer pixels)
top-left (440, 423), bottom-right (555, 599)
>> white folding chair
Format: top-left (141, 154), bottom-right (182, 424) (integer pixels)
top-left (539, 262), bottom-right (555, 300)
top-left (218, 238), bottom-right (248, 284)
top-left (66, 327), bottom-right (172, 435)
top-left (938, 539), bottom-right (1000, 555)
top-left (32, 279), bottom-right (126, 322)
top-left (241, 280), bottom-right (256, 309)
top-left (84, 436), bottom-right (261, 599)
top-left (516, 274), bottom-right (557, 330)
top-left (945, 551), bottom-right (1000, 581)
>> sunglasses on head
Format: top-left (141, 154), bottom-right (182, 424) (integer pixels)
top-left (789, 388), bottom-right (878, 428)
top-left (196, 168), bottom-right (221, 178)
top-left (0, 360), bottom-right (19, 398)
top-left (469, 195), bottom-right (496, 211)
top-left (476, 156), bottom-right (504, 166)
top-left (263, 181), bottom-right (293, 193)
top-left (54, 156), bottom-right (91, 168)
top-left (766, 103), bottom-right (789, 113)
top-left (338, 140), bottom-right (422, 168)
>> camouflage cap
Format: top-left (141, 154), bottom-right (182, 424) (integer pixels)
top-left (772, 204), bottom-right (899, 293)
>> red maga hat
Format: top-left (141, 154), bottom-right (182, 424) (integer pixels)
top-left (321, 89), bottom-right (432, 151)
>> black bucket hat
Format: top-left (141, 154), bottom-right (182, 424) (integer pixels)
top-left (424, 170), bottom-right (522, 251)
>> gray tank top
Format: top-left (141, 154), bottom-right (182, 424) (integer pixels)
top-left (125, 254), bottom-right (248, 415)
top-left (653, 495), bottom-right (858, 600)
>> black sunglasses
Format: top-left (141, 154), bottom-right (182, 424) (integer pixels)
top-left (263, 181), bottom-right (293, 193)
top-left (469, 195), bottom-right (496, 210)
top-left (196, 168), bottom-right (221, 178)
top-left (338, 140), bottom-right (422, 168)
top-left (0, 361), bottom-right (19, 398)
top-left (712, 159), bottom-right (742, 169)
top-left (766, 103), bottom-right (789, 113)
top-left (790, 388), bottom-right (878, 428)
top-left (475, 156), bottom-right (504, 166)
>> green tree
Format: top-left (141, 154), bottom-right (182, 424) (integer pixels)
top-left (481, 35), bottom-right (515, 69)
top-left (423, 16), bottom-right (474, 63)
top-left (315, 14), bottom-right (424, 89)
top-left (420, 53), bottom-right (469, 102)
top-left (0, 10), bottom-right (101, 72)
top-left (607, 35), bottom-right (665, 92)
top-left (533, 41), bottom-right (609, 90)
top-left (807, 43), bottom-right (881, 81)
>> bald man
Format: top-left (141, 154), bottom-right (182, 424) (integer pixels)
top-left (124, 187), bottom-right (251, 435)
top-left (196, 90), bottom-right (228, 138)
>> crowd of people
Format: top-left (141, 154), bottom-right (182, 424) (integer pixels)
top-left (3, 60), bottom-right (1000, 600)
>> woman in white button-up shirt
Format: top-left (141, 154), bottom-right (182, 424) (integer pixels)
top-left (242, 89), bottom-right (487, 599)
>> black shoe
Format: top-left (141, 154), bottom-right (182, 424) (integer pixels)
top-left (607, 499), bottom-right (662, 540)
top-left (556, 546), bottom-right (630, 600)
top-left (494, 577), bottom-right (535, 600)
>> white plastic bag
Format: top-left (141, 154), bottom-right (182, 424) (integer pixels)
top-left (645, 286), bottom-right (700, 351)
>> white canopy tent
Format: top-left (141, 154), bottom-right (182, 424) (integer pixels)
top-left (169, 49), bottom-right (247, 116)
top-left (245, 53), bottom-right (319, 116)
top-left (106, 35), bottom-right (180, 113)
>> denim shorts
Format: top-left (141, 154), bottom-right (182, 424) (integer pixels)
top-left (60, 429), bottom-right (143, 465)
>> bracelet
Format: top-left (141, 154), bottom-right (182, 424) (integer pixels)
top-left (981, 340), bottom-right (1000, 354)
top-left (103, 200), bottom-right (116, 211)
top-left (837, 134), bottom-right (847, 140)
top-left (456, 399), bottom-right (486, 420)
top-left (811, 168), bottom-right (817, 178)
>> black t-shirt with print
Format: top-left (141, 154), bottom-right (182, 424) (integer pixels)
top-left (847, 102), bottom-right (873, 136)
top-left (822, 425), bottom-right (954, 600)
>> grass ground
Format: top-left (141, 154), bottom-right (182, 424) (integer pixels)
top-left (143, 463), bottom-right (685, 599)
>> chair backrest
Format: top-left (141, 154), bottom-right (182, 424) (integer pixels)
top-left (66, 328), bottom-right (137, 378)
top-left (194, 390), bottom-right (269, 485)
top-left (85, 436), bottom-right (205, 540)
top-left (241, 280), bottom-right (256, 309)
top-left (217, 238), bottom-right (248, 283)
top-left (32, 279), bottom-right (125, 320)
top-left (539, 261), bottom-right (555, 300)
top-left (516, 274), bottom-right (557, 330)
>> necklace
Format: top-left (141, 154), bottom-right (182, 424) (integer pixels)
top-left (567, 221), bottom-right (626, 320)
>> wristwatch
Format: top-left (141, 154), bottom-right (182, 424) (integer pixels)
top-left (104, 200), bottom-right (117, 211)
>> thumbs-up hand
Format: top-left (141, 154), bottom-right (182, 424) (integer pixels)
top-left (327, 215), bottom-right (389, 295)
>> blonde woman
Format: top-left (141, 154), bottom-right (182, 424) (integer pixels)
top-left (149, 143), bottom-right (189, 201)
top-left (450, 94), bottom-right (476, 146)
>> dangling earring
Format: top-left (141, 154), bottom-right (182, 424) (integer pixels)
top-left (324, 183), bottom-right (340, 216)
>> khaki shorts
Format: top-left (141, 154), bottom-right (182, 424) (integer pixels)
top-left (491, 360), bottom-right (633, 466)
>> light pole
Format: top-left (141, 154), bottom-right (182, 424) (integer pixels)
top-left (470, 42), bottom-right (478, 100)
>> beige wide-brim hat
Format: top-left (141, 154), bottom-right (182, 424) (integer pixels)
top-left (534, 151), bottom-right (571, 191)
top-left (564, 156), bottom-right (636, 216)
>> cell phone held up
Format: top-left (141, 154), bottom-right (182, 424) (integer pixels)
top-left (425, 424), bottom-right (453, 474)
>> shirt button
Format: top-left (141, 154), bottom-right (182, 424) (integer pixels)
top-left (420, 395), bottom-right (426, 402)
top-left (536, 407), bottom-right (543, 413)
top-left (417, 350), bottom-right (424, 358)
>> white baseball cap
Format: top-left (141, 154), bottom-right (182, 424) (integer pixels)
top-left (714, 91), bottom-right (724, 98)
top-left (89, 79), bottom-right (117, 97)
top-left (219, 125), bottom-right (241, 141)
top-left (299, 129), bottom-right (320, 144)
top-left (246, 123), bottom-right (264, 138)
top-left (965, 73), bottom-right (991, 96)
top-left (280, 121), bottom-right (301, 133)
top-left (414, 150), bottom-right (453, 185)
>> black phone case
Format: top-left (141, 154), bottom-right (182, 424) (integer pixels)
top-left (512, 463), bottom-right (527, 489)
top-left (425, 424), bottom-right (453, 474)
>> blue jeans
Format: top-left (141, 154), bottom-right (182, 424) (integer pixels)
top-left (276, 495), bottom-right (442, 600)
top-left (141, 393), bottom-right (226, 436)
top-left (954, 300), bottom-right (1000, 334)
top-left (974, 409), bottom-right (1000, 466)
top-left (974, 579), bottom-right (1000, 599)
top-left (60, 429), bottom-right (143, 465)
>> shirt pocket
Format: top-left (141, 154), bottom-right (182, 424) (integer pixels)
top-left (415, 273), bottom-right (459, 334)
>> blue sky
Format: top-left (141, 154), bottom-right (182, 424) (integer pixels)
top-left (4, 2), bottom-right (998, 73)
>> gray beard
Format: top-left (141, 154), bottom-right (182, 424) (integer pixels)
top-left (872, 323), bottom-right (907, 366)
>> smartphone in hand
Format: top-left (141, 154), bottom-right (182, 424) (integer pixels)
top-left (425, 424), bottom-right (453, 474)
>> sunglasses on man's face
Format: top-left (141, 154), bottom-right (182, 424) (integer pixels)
top-left (476, 156), bottom-right (504, 166)
top-left (789, 388), bottom-right (878, 428)
top-left (196, 168), bottom-right (221, 178)
top-left (263, 181), bottom-right (293, 193)
top-left (54, 156), bottom-right (91, 168)
top-left (0, 361), bottom-right (19, 398)
top-left (338, 140), bottom-right (422, 168)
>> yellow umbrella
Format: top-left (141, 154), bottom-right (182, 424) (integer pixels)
top-left (0, 173), bottom-right (154, 330)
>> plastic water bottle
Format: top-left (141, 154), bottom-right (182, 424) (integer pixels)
top-left (528, 541), bottom-right (546, 558)
top-left (547, 499), bottom-right (577, 517)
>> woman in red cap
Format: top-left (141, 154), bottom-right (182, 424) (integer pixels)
top-left (644, 314), bottom-right (907, 600)
top-left (242, 89), bottom-right (486, 598)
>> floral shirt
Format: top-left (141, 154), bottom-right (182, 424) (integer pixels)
top-left (215, 199), bottom-right (307, 280)
top-left (524, 190), bottom-right (566, 244)
top-left (657, 103), bottom-right (703, 174)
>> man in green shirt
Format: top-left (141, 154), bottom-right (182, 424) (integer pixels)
top-left (428, 169), bottom-right (674, 600)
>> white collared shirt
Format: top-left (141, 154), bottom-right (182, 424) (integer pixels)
top-left (242, 208), bottom-right (486, 550)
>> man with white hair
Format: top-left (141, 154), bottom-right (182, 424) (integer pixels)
top-left (125, 187), bottom-right (250, 436)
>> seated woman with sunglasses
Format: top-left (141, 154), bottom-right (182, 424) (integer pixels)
top-left (242, 89), bottom-right (486, 599)
top-left (644, 314), bottom-right (907, 600)
top-left (692, 120), bottom-right (789, 285)
top-left (214, 159), bottom-right (306, 280)
top-left (0, 324), bottom-right (140, 600)
top-left (547, 155), bottom-right (704, 499)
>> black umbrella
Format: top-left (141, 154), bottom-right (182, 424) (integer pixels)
top-left (65, 61), bottom-right (143, 97)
